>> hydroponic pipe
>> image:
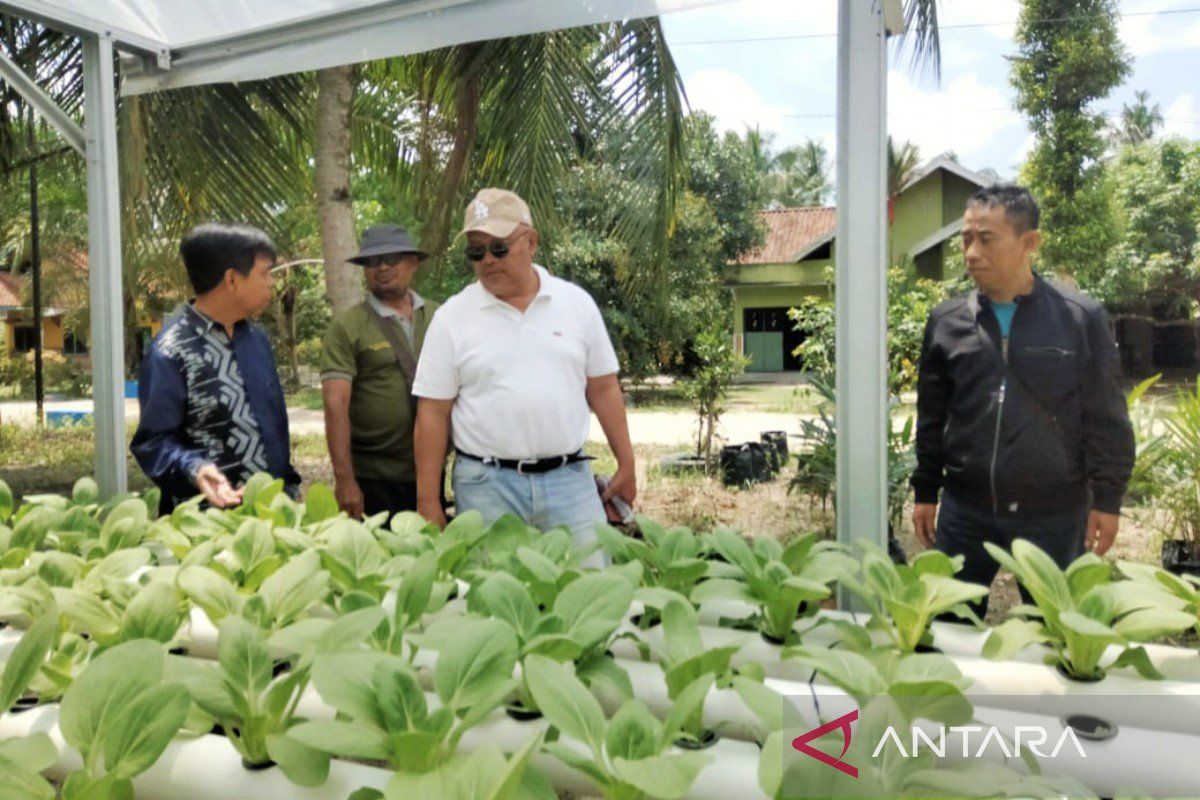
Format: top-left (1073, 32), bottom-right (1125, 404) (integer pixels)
top-left (0, 697), bottom-right (767, 800)
top-left (793, 682), bottom-right (1200, 798)
top-left (0, 704), bottom-right (393, 799)
top-left (689, 598), bottom-right (1200, 683)
top-left (611, 616), bottom-right (1200, 739)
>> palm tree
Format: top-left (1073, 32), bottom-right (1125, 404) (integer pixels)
top-left (763, 140), bottom-right (831, 208)
top-left (1111, 90), bottom-right (1163, 147)
top-left (887, 136), bottom-right (921, 224)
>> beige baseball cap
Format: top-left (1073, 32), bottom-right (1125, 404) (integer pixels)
top-left (459, 188), bottom-right (533, 239)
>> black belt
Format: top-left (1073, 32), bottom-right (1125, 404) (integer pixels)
top-left (455, 448), bottom-right (593, 474)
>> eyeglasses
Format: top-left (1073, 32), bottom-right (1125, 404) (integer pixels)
top-left (465, 230), bottom-right (528, 262)
top-left (360, 253), bottom-right (410, 269)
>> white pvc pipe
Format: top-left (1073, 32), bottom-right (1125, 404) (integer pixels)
top-left (693, 598), bottom-right (1200, 683)
top-left (0, 695), bottom-right (764, 800)
top-left (0, 705), bottom-right (392, 799)
top-left (0, 627), bottom-right (24, 661)
top-left (612, 616), bottom-right (1200, 739)
top-left (793, 682), bottom-right (1200, 798)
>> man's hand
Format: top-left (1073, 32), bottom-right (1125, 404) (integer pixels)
top-left (1086, 510), bottom-right (1120, 556)
top-left (335, 477), bottom-right (365, 520)
top-left (913, 503), bottom-right (938, 549)
top-left (195, 464), bottom-right (243, 508)
top-left (417, 497), bottom-right (447, 530)
top-left (602, 462), bottom-right (637, 506)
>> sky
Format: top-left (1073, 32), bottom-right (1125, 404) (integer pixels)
top-left (659, 0), bottom-right (1200, 180)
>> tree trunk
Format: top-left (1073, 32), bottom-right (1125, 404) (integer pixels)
top-left (420, 46), bottom-right (483, 260)
top-left (315, 65), bottom-right (362, 312)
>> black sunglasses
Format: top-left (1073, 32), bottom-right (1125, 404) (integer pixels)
top-left (464, 240), bottom-right (513, 262)
top-left (465, 230), bottom-right (528, 262)
top-left (360, 253), bottom-right (410, 269)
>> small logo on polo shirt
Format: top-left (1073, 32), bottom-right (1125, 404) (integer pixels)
top-left (473, 200), bottom-right (490, 219)
top-left (552, 331), bottom-right (563, 337)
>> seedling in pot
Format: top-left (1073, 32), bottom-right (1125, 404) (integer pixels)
top-left (1117, 559), bottom-right (1200, 645)
top-left (314, 517), bottom-right (406, 601)
top-left (659, 598), bottom-right (783, 746)
top-left (383, 510), bottom-right (490, 598)
top-left (57, 640), bottom-right (192, 800)
top-left (524, 654), bottom-right (714, 800)
top-left (983, 540), bottom-right (1195, 681)
top-left (690, 529), bottom-right (854, 644)
top-left (840, 546), bottom-right (989, 653)
top-left (462, 570), bottom-right (636, 717)
top-left (0, 613), bottom-right (60, 799)
top-left (595, 518), bottom-right (711, 600)
top-left (165, 615), bottom-right (339, 781)
top-left (177, 548), bottom-right (331, 630)
top-left (285, 617), bottom-right (523, 783)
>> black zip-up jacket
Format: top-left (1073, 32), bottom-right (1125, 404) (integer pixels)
top-left (911, 275), bottom-right (1134, 517)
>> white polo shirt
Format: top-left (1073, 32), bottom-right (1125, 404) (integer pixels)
top-left (412, 264), bottom-right (619, 460)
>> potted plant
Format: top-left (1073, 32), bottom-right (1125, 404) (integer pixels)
top-left (982, 540), bottom-right (1195, 681)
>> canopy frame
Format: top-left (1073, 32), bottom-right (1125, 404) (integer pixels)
top-left (0, 0), bottom-right (899, 561)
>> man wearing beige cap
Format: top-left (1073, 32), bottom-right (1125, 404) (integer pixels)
top-left (412, 188), bottom-right (635, 553)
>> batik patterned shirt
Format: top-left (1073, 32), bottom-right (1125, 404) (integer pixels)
top-left (131, 303), bottom-right (299, 511)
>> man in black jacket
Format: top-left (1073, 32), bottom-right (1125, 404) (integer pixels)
top-left (911, 185), bottom-right (1134, 614)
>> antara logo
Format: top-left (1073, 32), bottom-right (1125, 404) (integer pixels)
top-left (791, 709), bottom-right (1089, 778)
top-left (792, 709), bottom-right (859, 778)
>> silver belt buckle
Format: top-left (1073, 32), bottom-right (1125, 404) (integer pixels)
top-left (517, 458), bottom-right (537, 475)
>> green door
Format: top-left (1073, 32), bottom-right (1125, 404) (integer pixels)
top-left (745, 331), bottom-right (784, 372)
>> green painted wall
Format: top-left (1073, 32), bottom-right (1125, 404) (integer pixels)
top-left (942, 172), bottom-right (979, 226)
top-left (727, 166), bottom-right (980, 370)
top-left (891, 171), bottom-right (943, 263)
top-left (726, 259), bottom-right (831, 287)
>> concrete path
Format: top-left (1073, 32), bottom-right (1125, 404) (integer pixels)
top-left (1, 398), bottom-right (804, 449)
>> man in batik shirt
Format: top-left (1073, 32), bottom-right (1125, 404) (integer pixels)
top-left (131, 222), bottom-right (300, 513)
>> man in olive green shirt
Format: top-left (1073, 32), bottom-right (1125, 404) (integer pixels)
top-left (320, 224), bottom-right (439, 518)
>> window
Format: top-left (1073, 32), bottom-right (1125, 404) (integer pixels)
top-left (12, 325), bottom-right (37, 353)
top-left (62, 330), bottom-right (89, 355)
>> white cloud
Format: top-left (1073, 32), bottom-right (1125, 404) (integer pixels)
top-left (1162, 93), bottom-right (1200, 138)
top-left (682, 68), bottom-right (792, 136)
top-left (887, 70), bottom-right (1023, 164)
top-left (1119, 0), bottom-right (1200, 57)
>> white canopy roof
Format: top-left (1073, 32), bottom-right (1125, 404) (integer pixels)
top-left (0, 0), bottom-right (720, 94)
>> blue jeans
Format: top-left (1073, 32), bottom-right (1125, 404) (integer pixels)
top-left (935, 491), bottom-right (1088, 619)
top-left (452, 456), bottom-right (608, 567)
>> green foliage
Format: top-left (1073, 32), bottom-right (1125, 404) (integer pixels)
top-left (551, 112), bottom-right (763, 383)
top-left (287, 617), bottom-right (521, 781)
top-left (1155, 378), bottom-right (1200, 558)
top-left (524, 654), bottom-right (712, 800)
top-left (790, 267), bottom-right (951, 396)
top-left (58, 641), bottom-right (191, 798)
top-left (839, 546), bottom-right (988, 652)
top-left (789, 378), bottom-right (918, 532)
top-left (1011, 0), bottom-right (1130, 279)
top-left (682, 329), bottom-right (749, 464)
top-left (982, 540), bottom-right (1194, 680)
top-left (1089, 138), bottom-right (1200, 315)
top-left (690, 529), bottom-right (853, 644)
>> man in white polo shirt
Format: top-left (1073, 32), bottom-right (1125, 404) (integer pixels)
top-left (412, 188), bottom-right (636, 549)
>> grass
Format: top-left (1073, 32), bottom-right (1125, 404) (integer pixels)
top-left (624, 381), bottom-right (822, 415)
top-left (284, 387), bottom-right (324, 411)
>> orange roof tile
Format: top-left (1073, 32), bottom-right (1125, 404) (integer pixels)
top-left (735, 207), bottom-right (837, 265)
top-left (0, 271), bottom-right (20, 308)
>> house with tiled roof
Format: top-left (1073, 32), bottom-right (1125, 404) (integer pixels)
top-left (0, 270), bottom-right (74, 356)
top-left (727, 155), bottom-right (991, 372)
top-left (2, 251), bottom-right (177, 358)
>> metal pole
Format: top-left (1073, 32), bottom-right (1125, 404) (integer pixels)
top-left (82, 35), bottom-right (127, 497)
top-left (27, 105), bottom-right (44, 426)
top-left (835, 0), bottom-right (889, 608)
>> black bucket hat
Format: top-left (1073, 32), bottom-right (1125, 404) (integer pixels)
top-left (348, 224), bottom-right (428, 265)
